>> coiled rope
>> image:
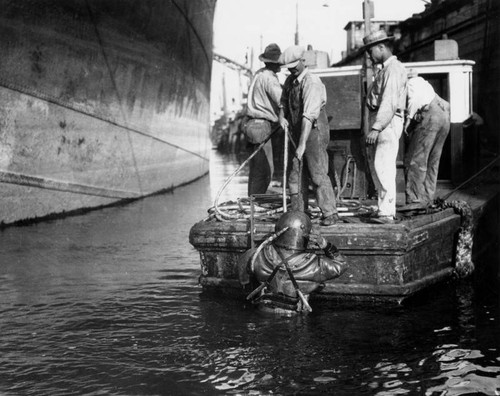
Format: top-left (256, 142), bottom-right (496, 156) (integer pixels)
top-left (210, 128), bottom-right (369, 222)
top-left (211, 132), bottom-right (285, 221)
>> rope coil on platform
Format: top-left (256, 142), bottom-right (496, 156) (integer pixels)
top-left (207, 197), bottom-right (370, 222)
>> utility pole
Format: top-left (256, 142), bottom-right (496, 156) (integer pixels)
top-left (363, 0), bottom-right (374, 84)
top-left (362, 0), bottom-right (375, 195)
top-left (362, 0), bottom-right (374, 148)
top-left (294, 0), bottom-right (299, 45)
top-left (363, 0), bottom-right (372, 36)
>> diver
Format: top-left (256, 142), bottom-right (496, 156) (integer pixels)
top-left (239, 210), bottom-right (347, 313)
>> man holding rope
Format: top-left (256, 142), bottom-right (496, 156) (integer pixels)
top-left (244, 43), bottom-right (284, 196)
top-left (278, 45), bottom-right (339, 226)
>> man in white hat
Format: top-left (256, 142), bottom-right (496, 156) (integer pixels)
top-left (404, 69), bottom-right (450, 205)
top-left (362, 30), bottom-right (407, 223)
top-left (278, 45), bottom-right (339, 226)
top-left (244, 43), bottom-right (283, 196)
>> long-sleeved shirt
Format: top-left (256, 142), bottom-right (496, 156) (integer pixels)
top-left (366, 55), bottom-right (407, 131)
top-left (406, 76), bottom-right (437, 119)
top-left (280, 68), bottom-right (327, 127)
top-left (246, 67), bottom-right (282, 122)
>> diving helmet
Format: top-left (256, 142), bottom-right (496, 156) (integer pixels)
top-left (274, 210), bottom-right (312, 250)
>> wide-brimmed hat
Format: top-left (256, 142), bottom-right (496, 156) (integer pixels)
top-left (361, 30), bottom-right (395, 51)
top-left (279, 45), bottom-right (305, 68)
top-left (258, 43), bottom-right (282, 63)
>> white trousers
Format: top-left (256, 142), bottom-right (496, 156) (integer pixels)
top-left (366, 115), bottom-right (403, 217)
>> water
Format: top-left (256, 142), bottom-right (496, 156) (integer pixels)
top-left (1, 151), bottom-right (499, 395)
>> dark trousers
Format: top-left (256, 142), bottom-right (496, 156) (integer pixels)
top-left (288, 114), bottom-right (337, 217)
top-left (248, 122), bottom-right (280, 196)
top-left (405, 95), bottom-right (450, 204)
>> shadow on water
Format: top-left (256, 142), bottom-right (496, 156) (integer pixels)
top-left (0, 150), bottom-right (499, 395)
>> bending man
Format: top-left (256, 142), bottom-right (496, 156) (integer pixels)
top-left (404, 69), bottom-right (450, 205)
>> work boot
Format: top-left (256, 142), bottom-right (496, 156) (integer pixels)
top-left (321, 213), bottom-right (340, 226)
top-left (371, 215), bottom-right (395, 224)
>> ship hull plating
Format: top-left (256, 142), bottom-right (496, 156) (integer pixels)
top-left (0, 0), bottom-right (215, 225)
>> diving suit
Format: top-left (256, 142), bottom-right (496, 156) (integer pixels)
top-left (240, 211), bottom-right (347, 312)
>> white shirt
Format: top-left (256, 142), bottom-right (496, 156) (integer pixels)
top-left (246, 68), bottom-right (282, 122)
top-left (366, 56), bottom-right (407, 132)
top-left (406, 76), bottom-right (436, 119)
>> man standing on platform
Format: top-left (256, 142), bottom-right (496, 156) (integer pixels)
top-left (404, 69), bottom-right (450, 205)
top-left (278, 45), bottom-right (339, 226)
top-left (245, 43), bottom-right (283, 196)
top-left (362, 30), bottom-right (407, 224)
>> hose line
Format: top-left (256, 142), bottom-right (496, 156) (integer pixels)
top-left (213, 132), bottom-right (279, 220)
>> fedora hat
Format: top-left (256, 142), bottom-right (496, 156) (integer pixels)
top-left (361, 30), bottom-right (395, 51)
top-left (258, 43), bottom-right (282, 63)
top-left (279, 45), bottom-right (305, 68)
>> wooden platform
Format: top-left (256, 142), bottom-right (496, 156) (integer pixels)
top-left (189, 183), bottom-right (499, 304)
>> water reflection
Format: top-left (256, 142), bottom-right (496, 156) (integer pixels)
top-left (0, 150), bottom-right (498, 395)
top-left (209, 151), bottom-right (249, 203)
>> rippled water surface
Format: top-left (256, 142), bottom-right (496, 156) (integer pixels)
top-left (1, 151), bottom-right (499, 395)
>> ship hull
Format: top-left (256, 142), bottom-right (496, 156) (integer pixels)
top-left (0, 0), bottom-right (215, 225)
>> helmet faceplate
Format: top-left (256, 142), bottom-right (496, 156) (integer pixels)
top-left (274, 211), bottom-right (312, 250)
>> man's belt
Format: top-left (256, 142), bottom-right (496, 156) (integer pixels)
top-left (367, 106), bottom-right (405, 118)
top-left (248, 117), bottom-right (268, 121)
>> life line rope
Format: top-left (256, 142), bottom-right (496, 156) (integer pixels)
top-left (211, 132), bottom-right (279, 221)
top-left (210, 130), bottom-right (369, 222)
top-left (209, 133), bottom-right (495, 280)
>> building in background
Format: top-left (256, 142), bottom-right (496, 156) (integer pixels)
top-left (341, 20), bottom-right (400, 62)
top-left (335, 0), bottom-right (500, 158)
top-left (397, 0), bottom-right (500, 157)
top-left (210, 53), bottom-right (252, 151)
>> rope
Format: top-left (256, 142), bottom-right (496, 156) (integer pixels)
top-left (248, 227), bottom-right (289, 274)
top-left (337, 155), bottom-right (355, 198)
top-left (211, 126), bottom-right (373, 222)
top-left (283, 126), bottom-right (289, 212)
top-left (431, 157), bottom-right (499, 277)
top-left (213, 132), bottom-right (278, 221)
top-left (436, 199), bottom-right (475, 278)
top-left (213, 124), bottom-right (301, 221)
top-left (351, 159), bottom-right (358, 199)
top-left (440, 155), bottom-right (500, 201)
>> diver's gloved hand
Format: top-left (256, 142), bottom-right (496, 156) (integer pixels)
top-left (310, 228), bottom-right (327, 248)
top-left (323, 242), bottom-right (339, 259)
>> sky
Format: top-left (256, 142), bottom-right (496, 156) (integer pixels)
top-left (213, 0), bottom-right (427, 66)
top-left (210, 0), bottom-right (427, 120)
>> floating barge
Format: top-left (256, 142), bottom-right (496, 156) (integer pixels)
top-left (190, 54), bottom-right (499, 304)
top-left (190, 184), bottom-right (498, 304)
